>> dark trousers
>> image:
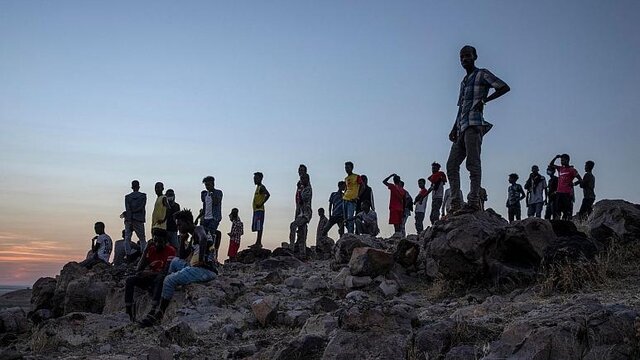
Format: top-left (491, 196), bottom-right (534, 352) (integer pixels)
top-left (414, 212), bottom-right (425, 233)
top-left (323, 214), bottom-right (344, 237)
top-left (508, 204), bottom-right (521, 223)
top-left (430, 198), bottom-right (443, 224)
top-left (447, 126), bottom-right (483, 206)
top-left (577, 198), bottom-right (595, 220)
top-left (545, 196), bottom-right (557, 220)
top-left (556, 193), bottom-right (573, 220)
top-left (124, 272), bottom-right (165, 306)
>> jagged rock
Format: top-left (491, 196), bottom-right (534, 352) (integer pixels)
top-left (333, 234), bottom-right (371, 264)
top-left (273, 334), bottom-right (327, 360)
top-left (251, 296), bottom-right (279, 326)
top-left (184, 277), bottom-right (246, 307)
top-left (414, 320), bottom-right (456, 358)
top-left (344, 275), bottom-right (372, 289)
top-left (0, 307), bottom-right (28, 334)
top-left (236, 247), bottom-right (272, 264)
top-left (423, 210), bottom-right (555, 284)
top-left (323, 305), bottom-right (413, 360)
top-left (271, 247), bottom-right (294, 257)
top-left (260, 271), bottom-right (284, 285)
top-left (543, 234), bottom-right (600, 265)
top-left (31, 312), bottom-right (129, 352)
top-left (589, 200), bottom-right (640, 244)
top-left (484, 298), bottom-right (639, 359)
top-left (332, 267), bottom-right (350, 289)
top-left (550, 219), bottom-right (584, 237)
top-left (145, 347), bottom-right (173, 360)
top-left (349, 247), bottom-right (394, 277)
top-left (378, 280), bottom-right (399, 298)
top-left (313, 296), bottom-right (339, 313)
top-left (163, 321), bottom-right (197, 346)
top-left (51, 263), bottom-right (88, 316)
top-left (315, 236), bottom-right (335, 260)
top-left (232, 344), bottom-right (258, 358)
top-left (345, 290), bottom-right (368, 302)
top-left (393, 238), bottom-right (420, 268)
top-left (284, 276), bottom-right (304, 289)
top-left (29, 309), bottom-right (52, 324)
top-left (63, 277), bottom-right (110, 315)
top-left (303, 275), bottom-right (328, 292)
top-left (300, 314), bottom-right (339, 338)
top-left (221, 323), bottom-right (241, 340)
top-left (30, 277), bottom-right (56, 313)
top-left (258, 256), bottom-right (304, 271)
top-left (281, 310), bottom-right (311, 327)
top-left (445, 345), bottom-right (480, 360)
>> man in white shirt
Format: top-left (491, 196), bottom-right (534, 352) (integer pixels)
top-left (80, 222), bottom-right (112, 268)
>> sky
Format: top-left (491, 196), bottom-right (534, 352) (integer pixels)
top-left (1, 0), bottom-right (639, 286)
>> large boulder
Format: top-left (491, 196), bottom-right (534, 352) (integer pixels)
top-left (30, 277), bottom-right (56, 314)
top-left (236, 247), bottom-right (272, 264)
top-left (252, 296), bottom-right (279, 327)
top-left (31, 312), bottom-right (129, 352)
top-left (484, 298), bottom-right (639, 359)
top-left (332, 234), bottom-right (373, 265)
top-left (321, 304), bottom-right (414, 359)
top-left (0, 307), bottom-right (29, 335)
top-left (588, 200), bottom-right (640, 244)
top-left (348, 247), bottom-right (394, 277)
top-left (63, 277), bottom-right (110, 315)
top-left (315, 236), bottom-right (335, 260)
top-left (51, 262), bottom-right (88, 316)
top-left (393, 238), bottom-right (420, 268)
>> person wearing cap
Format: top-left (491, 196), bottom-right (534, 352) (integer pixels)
top-left (250, 172), bottom-right (270, 249)
top-left (227, 208), bottom-right (244, 261)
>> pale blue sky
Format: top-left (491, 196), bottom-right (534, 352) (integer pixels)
top-left (1, 0), bottom-right (639, 285)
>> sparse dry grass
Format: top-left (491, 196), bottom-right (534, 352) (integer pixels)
top-left (539, 235), bottom-right (640, 296)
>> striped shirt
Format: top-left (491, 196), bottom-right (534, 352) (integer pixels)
top-left (456, 68), bottom-right (506, 134)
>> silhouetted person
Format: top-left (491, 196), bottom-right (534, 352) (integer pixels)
top-left (165, 189), bottom-right (180, 249)
top-left (250, 172), bottom-right (270, 249)
top-left (227, 208), bottom-right (243, 261)
top-left (80, 222), bottom-right (113, 268)
top-left (151, 182), bottom-right (168, 230)
top-left (343, 161), bottom-right (364, 234)
top-left (290, 173), bottom-right (312, 257)
top-left (383, 174), bottom-right (405, 236)
top-left (357, 174), bottom-right (375, 213)
top-left (123, 180), bottom-right (147, 260)
top-left (414, 178), bottom-right (428, 233)
top-left (577, 161), bottom-right (596, 221)
top-left (354, 201), bottom-right (379, 236)
top-left (447, 45), bottom-right (510, 213)
top-left (549, 154), bottom-right (582, 220)
top-left (323, 181), bottom-right (346, 237)
top-left (524, 165), bottom-right (547, 218)
top-left (400, 181), bottom-right (412, 236)
top-left (506, 173), bottom-right (526, 223)
top-left (198, 176), bottom-right (223, 259)
top-left (544, 166), bottom-right (559, 220)
top-left (124, 228), bottom-right (175, 322)
top-left (316, 208), bottom-right (329, 243)
top-left (426, 162), bottom-right (447, 223)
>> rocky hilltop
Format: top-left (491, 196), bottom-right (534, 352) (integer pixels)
top-left (2, 199), bottom-right (640, 359)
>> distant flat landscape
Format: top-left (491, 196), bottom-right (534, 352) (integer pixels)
top-left (0, 286), bottom-right (31, 311)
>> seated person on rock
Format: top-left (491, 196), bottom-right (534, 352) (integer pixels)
top-left (140, 209), bottom-right (218, 326)
top-left (79, 222), bottom-right (113, 269)
top-left (353, 201), bottom-right (380, 236)
top-left (124, 228), bottom-right (175, 322)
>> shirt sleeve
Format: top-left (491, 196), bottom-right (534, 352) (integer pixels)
top-left (482, 69), bottom-right (507, 89)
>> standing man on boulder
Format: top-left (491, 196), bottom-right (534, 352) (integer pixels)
top-left (426, 162), bottom-right (447, 224)
top-left (151, 182), bottom-right (168, 231)
top-left (549, 154), bottom-right (583, 220)
top-left (123, 180), bottom-right (147, 260)
top-left (383, 174), bottom-right (405, 237)
top-left (524, 166), bottom-right (547, 218)
top-left (199, 176), bottom-right (223, 258)
top-left (164, 189), bottom-right (181, 249)
top-left (290, 173), bottom-right (312, 257)
top-left (250, 172), bottom-right (270, 249)
top-left (447, 45), bottom-right (510, 213)
top-left (577, 161), bottom-right (596, 220)
top-left (343, 161), bottom-right (363, 234)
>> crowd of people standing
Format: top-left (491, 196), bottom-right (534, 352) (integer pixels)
top-left (74, 44), bottom-right (598, 327)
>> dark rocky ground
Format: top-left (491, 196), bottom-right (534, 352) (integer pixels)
top-left (2, 199), bottom-right (640, 360)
